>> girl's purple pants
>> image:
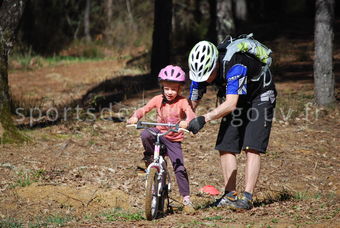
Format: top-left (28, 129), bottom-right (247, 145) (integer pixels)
top-left (141, 128), bottom-right (190, 197)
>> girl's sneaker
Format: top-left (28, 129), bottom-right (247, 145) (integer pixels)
top-left (136, 156), bottom-right (152, 175)
top-left (183, 196), bottom-right (195, 214)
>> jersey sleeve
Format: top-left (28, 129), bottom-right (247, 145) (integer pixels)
top-left (225, 64), bottom-right (248, 95)
top-left (189, 81), bottom-right (208, 101)
top-left (181, 99), bottom-right (196, 123)
top-left (132, 95), bottom-right (159, 119)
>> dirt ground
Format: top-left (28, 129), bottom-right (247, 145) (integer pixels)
top-left (1, 40), bottom-right (340, 227)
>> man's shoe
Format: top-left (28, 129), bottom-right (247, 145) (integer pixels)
top-left (234, 194), bottom-right (253, 210)
top-left (210, 191), bottom-right (238, 208)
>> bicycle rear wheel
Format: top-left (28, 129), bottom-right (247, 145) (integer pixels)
top-left (145, 167), bottom-right (160, 220)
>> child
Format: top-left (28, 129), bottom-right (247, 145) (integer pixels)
top-left (127, 65), bottom-right (196, 212)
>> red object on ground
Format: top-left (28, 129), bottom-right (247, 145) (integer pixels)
top-left (199, 185), bottom-right (221, 196)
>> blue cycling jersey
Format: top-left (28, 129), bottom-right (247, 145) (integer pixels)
top-left (189, 63), bottom-right (248, 100)
top-left (189, 81), bottom-right (207, 101)
top-left (188, 52), bottom-right (275, 102)
top-left (226, 64), bottom-right (247, 95)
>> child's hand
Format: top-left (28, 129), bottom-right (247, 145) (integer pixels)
top-left (127, 117), bottom-right (138, 124)
top-left (179, 121), bottom-right (188, 129)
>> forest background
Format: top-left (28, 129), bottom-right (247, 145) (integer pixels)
top-left (0, 0), bottom-right (339, 227)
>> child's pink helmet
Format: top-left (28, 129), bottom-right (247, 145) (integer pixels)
top-left (158, 65), bottom-right (186, 83)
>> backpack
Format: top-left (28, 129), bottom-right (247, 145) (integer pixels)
top-left (214, 33), bottom-right (273, 105)
top-left (217, 33), bottom-right (272, 84)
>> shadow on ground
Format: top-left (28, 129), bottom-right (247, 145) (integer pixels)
top-left (16, 73), bottom-right (159, 129)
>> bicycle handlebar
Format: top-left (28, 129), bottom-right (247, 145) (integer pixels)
top-left (126, 121), bottom-right (189, 134)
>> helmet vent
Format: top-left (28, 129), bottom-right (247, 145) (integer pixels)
top-left (188, 41), bottom-right (218, 82)
top-left (196, 52), bottom-right (200, 60)
top-left (200, 55), bottom-right (205, 62)
top-left (203, 67), bottom-right (209, 75)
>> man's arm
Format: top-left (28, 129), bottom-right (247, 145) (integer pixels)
top-left (203, 94), bottom-right (239, 122)
top-left (188, 80), bottom-right (207, 112)
top-left (189, 100), bottom-right (200, 112)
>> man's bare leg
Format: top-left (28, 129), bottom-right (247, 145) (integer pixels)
top-left (244, 150), bottom-right (261, 194)
top-left (219, 151), bottom-right (237, 192)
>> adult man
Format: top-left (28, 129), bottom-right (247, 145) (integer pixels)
top-left (187, 36), bottom-right (277, 210)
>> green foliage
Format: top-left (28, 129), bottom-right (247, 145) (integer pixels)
top-left (9, 47), bottom-right (43, 71)
top-left (102, 209), bottom-right (144, 222)
top-left (9, 50), bottom-right (108, 72)
top-left (292, 191), bottom-right (330, 201)
top-left (0, 104), bottom-right (30, 144)
top-left (82, 46), bottom-right (104, 58)
top-left (203, 216), bottom-right (223, 221)
top-left (0, 219), bottom-right (23, 228)
top-left (10, 169), bottom-right (46, 188)
top-left (16, 173), bottom-right (32, 187)
top-left (29, 215), bottom-right (73, 228)
top-left (32, 169), bottom-right (46, 179)
top-left (271, 218), bottom-right (279, 223)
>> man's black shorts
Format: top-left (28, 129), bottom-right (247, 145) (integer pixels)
top-left (215, 96), bottom-right (276, 154)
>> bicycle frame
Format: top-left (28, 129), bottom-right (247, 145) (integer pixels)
top-left (127, 121), bottom-right (188, 219)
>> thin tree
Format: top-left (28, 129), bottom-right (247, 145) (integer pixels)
top-left (234, 0), bottom-right (247, 22)
top-left (216, 0), bottom-right (234, 43)
top-left (314, 0), bottom-right (335, 105)
top-left (84, 0), bottom-right (91, 42)
top-left (105, 0), bottom-right (113, 45)
top-left (0, 0), bottom-right (29, 143)
top-left (126, 0), bottom-right (135, 29)
top-left (150, 0), bottom-right (172, 85)
top-left (208, 0), bottom-right (217, 44)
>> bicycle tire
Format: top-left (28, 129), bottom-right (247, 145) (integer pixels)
top-left (158, 173), bottom-right (169, 215)
top-left (145, 167), bottom-right (160, 220)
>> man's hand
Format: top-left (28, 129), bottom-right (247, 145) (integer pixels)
top-left (189, 100), bottom-right (200, 112)
top-left (188, 116), bottom-right (206, 134)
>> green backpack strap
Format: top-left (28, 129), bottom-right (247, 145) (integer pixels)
top-left (222, 33), bottom-right (272, 66)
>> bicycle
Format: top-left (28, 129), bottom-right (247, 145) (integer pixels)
top-left (127, 121), bottom-right (188, 220)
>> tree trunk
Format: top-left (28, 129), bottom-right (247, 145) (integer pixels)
top-left (126, 0), bottom-right (136, 29)
top-left (84, 0), bottom-right (91, 42)
top-left (150, 0), bottom-right (172, 86)
top-left (234, 0), bottom-right (247, 22)
top-left (314, 0), bottom-right (335, 106)
top-left (208, 0), bottom-right (217, 44)
top-left (0, 0), bottom-right (29, 143)
top-left (216, 0), bottom-right (234, 43)
top-left (105, 0), bottom-right (113, 45)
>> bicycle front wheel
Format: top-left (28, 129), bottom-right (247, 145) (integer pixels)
top-left (145, 167), bottom-right (160, 220)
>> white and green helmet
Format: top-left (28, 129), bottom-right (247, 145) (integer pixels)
top-left (188, 41), bottom-right (218, 82)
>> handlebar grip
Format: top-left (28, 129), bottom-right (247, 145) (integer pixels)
top-left (179, 128), bottom-right (190, 133)
top-left (126, 124), bottom-right (145, 130)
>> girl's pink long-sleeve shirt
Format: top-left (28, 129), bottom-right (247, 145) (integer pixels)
top-left (132, 95), bottom-right (196, 142)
